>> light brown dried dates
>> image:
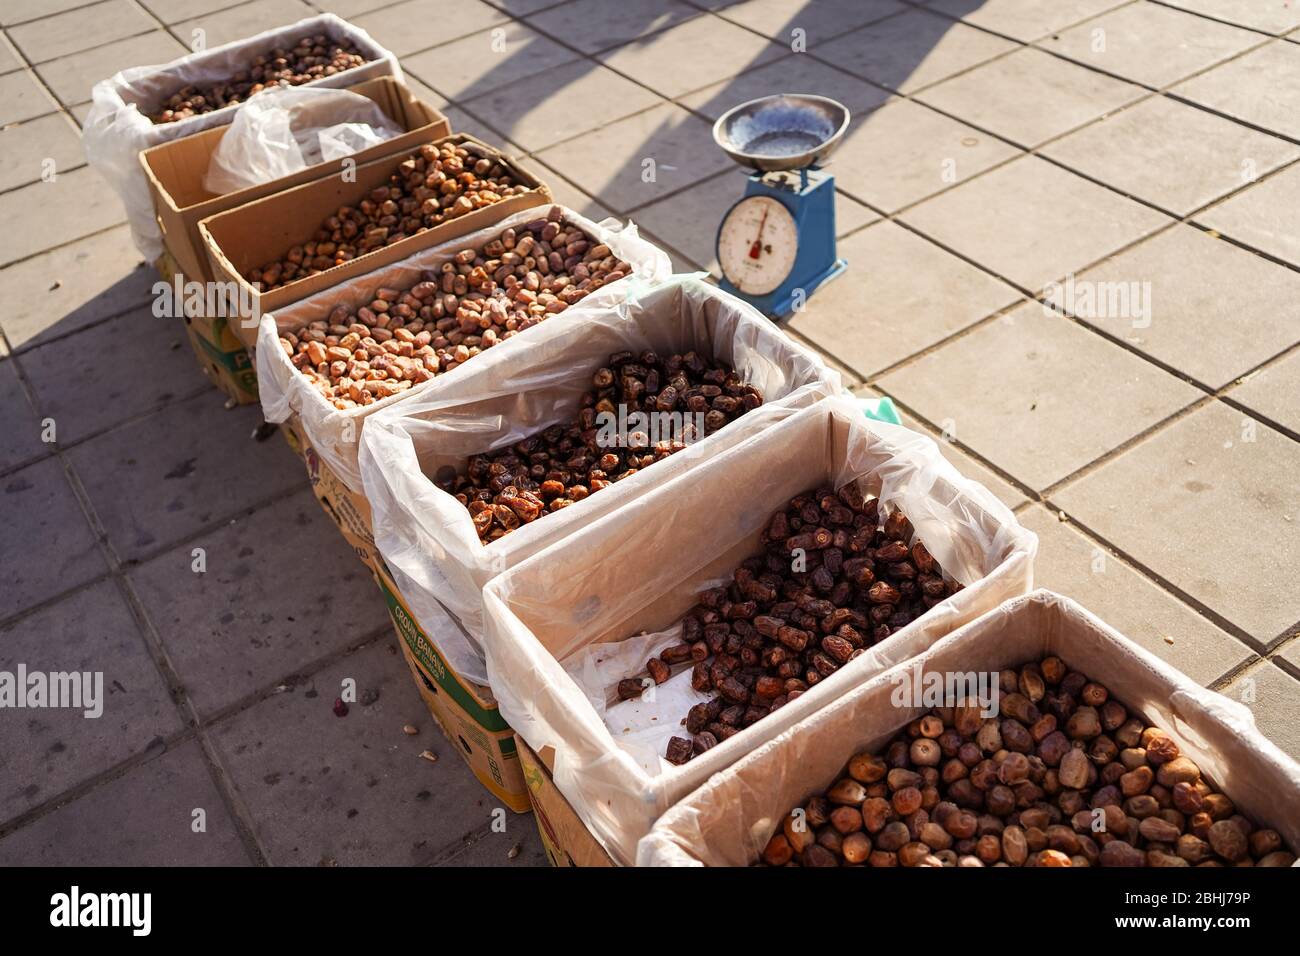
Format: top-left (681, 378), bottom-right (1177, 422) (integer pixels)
top-left (759, 655), bottom-right (1294, 867)
top-left (253, 142), bottom-right (532, 290)
top-left (279, 207), bottom-right (632, 407)
top-left (439, 348), bottom-right (762, 543)
top-left (151, 35), bottom-right (368, 123)
top-left (621, 488), bottom-right (961, 765)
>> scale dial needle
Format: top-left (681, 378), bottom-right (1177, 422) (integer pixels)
top-left (748, 206), bottom-right (769, 259)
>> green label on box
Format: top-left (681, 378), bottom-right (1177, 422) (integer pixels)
top-left (377, 570), bottom-right (509, 733)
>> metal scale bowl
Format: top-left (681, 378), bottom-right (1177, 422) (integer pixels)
top-left (712, 94), bottom-right (850, 318)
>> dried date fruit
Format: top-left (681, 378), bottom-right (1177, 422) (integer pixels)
top-left (755, 654), bottom-right (1292, 867)
top-left (442, 347), bottom-right (761, 543)
top-left (280, 208), bottom-right (633, 408)
top-left (150, 35), bottom-right (369, 123)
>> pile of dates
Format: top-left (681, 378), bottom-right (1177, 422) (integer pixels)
top-left (279, 207), bottom-right (631, 407)
top-left (624, 486), bottom-right (961, 765)
top-left (760, 655), bottom-right (1296, 867)
top-left (253, 142), bottom-right (532, 290)
top-left (440, 349), bottom-right (762, 542)
top-left (151, 35), bottom-right (368, 123)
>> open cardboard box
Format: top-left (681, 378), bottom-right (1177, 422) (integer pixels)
top-left (638, 590), bottom-right (1300, 866)
top-left (84, 12), bottom-right (399, 261)
top-left (481, 396), bottom-right (1038, 864)
top-left (198, 133), bottom-right (552, 350)
top-left (141, 76), bottom-right (450, 286)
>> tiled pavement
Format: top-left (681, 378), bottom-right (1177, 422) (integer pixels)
top-left (1, 0), bottom-right (1298, 865)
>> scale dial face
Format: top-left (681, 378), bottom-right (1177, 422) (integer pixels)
top-left (717, 195), bottom-right (798, 296)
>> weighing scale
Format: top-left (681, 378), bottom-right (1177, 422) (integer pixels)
top-left (713, 94), bottom-right (851, 319)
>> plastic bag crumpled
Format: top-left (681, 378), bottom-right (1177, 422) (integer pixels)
top-left (203, 86), bottom-right (404, 194)
top-left (82, 13), bottom-right (397, 262)
top-left (481, 395), bottom-right (1039, 863)
top-left (358, 274), bottom-right (844, 683)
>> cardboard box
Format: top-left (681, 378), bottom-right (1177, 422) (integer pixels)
top-left (141, 76), bottom-right (450, 287)
top-left (158, 249), bottom-right (258, 405)
top-left (517, 736), bottom-right (615, 867)
top-left (481, 395), bottom-right (1037, 864)
top-left (378, 560), bottom-right (529, 813)
top-left (639, 591), bottom-right (1300, 866)
top-left (198, 133), bottom-right (551, 344)
top-left (304, 443), bottom-right (378, 572)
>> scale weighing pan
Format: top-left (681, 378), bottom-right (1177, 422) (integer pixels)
top-left (712, 93), bottom-right (850, 172)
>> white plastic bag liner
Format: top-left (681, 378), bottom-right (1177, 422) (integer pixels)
top-left (203, 86), bottom-right (403, 194)
top-left (83, 13), bottom-right (399, 262)
top-left (258, 206), bottom-right (671, 498)
top-left (638, 590), bottom-right (1300, 866)
top-left (359, 275), bottom-right (843, 682)
top-left (482, 395), bottom-right (1038, 864)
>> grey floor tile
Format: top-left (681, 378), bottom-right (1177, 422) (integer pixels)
top-left (0, 69), bottom-right (60, 125)
top-left (174, 0), bottom-right (318, 51)
top-left (35, 30), bottom-right (187, 107)
top-left (1041, 96), bottom-right (1299, 217)
top-left (1227, 349), bottom-right (1300, 435)
top-left (211, 640), bottom-right (502, 866)
top-left (916, 47), bottom-right (1145, 148)
top-left (0, 167), bottom-right (126, 268)
top-left (0, 740), bottom-right (252, 865)
top-left (789, 221), bottom-right (1020, 376)
top-left (1038, 1), bottom-right (1262, 88)
top-left (0, 224), bottom-right (155, 353)
top-left (1280, 634), bottom-right (1300, 674)
top-left (439, 105), bottom-right (526, 157)
top-left (814, 7), bottom-right (1016, 94)
top-left (1155, 0), bottom-right (1300, 36)
top-left (7, 0), bottom-right (155, 65)
top-left (526, 0), bottom-right (700, 55)
top-left (882, 399), bottom-right (1031, 511)
top-left (20, 307), bottom-right (199, 445)
top-left (677, 52), bottom-right (893, 122)
top-left (877, 301), bottom-right (1201, 490)
top-left (401, 21), bottom-right (579, 103)
top-left (435, 817), bottom-right (548, 866)
top-left (1171, 40), bottom-right (1300, 141)
top-left (0, 112), bottom-right (86, 193)
top-left (1223, 662), bottom-right (1300, 762)
top-left (1019, 504), bottom-right (1252, 684)
top-left (925, 0), bottom-right (1130, 42)
top-left (2, 0), bottom-right (95, 26)
top-left (0, 579), bottom-right (182, 820)
top-left (529, 161), bottom-right (616, 223)
top-left (1065, 224), bottom-right (1300, 389)
top-left (899, 156), bottom-right (1171, 292)
top-left (350, 0), bottom-right (508, 58)
top-left (0, 35), bottom-right (19, 75)
top-left (460, 59), bottom-right (663, 153)
top-left (0, 456), bottom-right (106, 620)
top-left (832, 98), bottom-right (1022, 213)
top-left (1054, 400), bottom-right (1300, 644)
top-left (0, 357), bottom-right (45, 473)
top-left (139, 0), bottom-right (257, 23)
top-left (534, 101), bottom-right (733, 214)
top-left (129, 488), bottom-right (388, 718)
top-left (597, 13), bottom-right (787, 99)
top-left (718, 0), bottom-right (905, 46)
top-left (1195, 163), bottom-right (1300, 270)
top-left (66, 392), bottom-right (306, 563)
